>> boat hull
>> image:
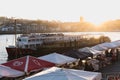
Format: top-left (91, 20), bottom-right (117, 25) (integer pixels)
top-left (6, 47), bottom-right (73, 60)
top-left (6, 47), bottom-right (35, 60)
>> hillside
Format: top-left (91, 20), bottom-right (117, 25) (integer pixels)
top-left (0, 17), bottom-right (120, 34)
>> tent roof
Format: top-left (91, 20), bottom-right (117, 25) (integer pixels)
top-left (38, 52), bottom-right (77, 65)
top-left (2, 56), bottom-right (55, 73)
top-left (110, 40), bottom-right (120, 47)
top-left (0, 65), bottom-right (24, 78)
top-left (24, 67), bottom-right (102, 80)
top-left (99, 42), bottom-right (117, 49)
top-left (91, 44), bottom-right (108, 51)
top-left (63, 49), bottom-right (92, 59)
top-left (78, 47), bottom-right (102, 56)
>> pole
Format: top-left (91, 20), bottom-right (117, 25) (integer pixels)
top-left (15, 20), bottom-right (17, 47)
top-left (14, 19), bottom-right (17, 59)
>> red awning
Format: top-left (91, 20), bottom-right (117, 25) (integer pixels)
top-left (2, 56), bottom-right (55, 73)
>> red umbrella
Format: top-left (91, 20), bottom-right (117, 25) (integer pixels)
top-left (2, 56), bottom-right (55, 73)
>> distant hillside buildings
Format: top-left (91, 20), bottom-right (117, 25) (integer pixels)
top-left (0, 16), bottom-right (120, 33)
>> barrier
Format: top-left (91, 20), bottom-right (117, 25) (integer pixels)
top-left (102, 72), bottom-right (120, 80)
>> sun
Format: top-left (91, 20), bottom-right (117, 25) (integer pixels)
top-left (87, 19), bottom-right (105, 27)
top-left (91, 19), bottom-right (102, 25)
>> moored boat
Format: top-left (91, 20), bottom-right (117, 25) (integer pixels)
top-left (6, 33), bottom-right (110, 60)
top-left (6, 33), bottom-right (80, 60)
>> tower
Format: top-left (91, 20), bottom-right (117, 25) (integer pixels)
top-left (80, 16), bottom-right (84, 22)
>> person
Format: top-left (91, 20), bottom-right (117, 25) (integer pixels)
top-left (63, 63), bottom-right (69, 68)
top-left (116, 48), bottom-right (119, 61)
top-left (89, 63), bottom-right (94, 71)
top-left (112, 52), bottom-right (117, 63)
top-left (110, 49), bottom-right (114, 57)
top-left (105, 50), bottom-right (109, 57)
top-left (108, 76), bottom-right (114, 80)
top-left (84, 61), bottom-right (94, 71)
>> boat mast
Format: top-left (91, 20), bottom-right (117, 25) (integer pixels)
top-left (14, 19), bottom-right (17, 47)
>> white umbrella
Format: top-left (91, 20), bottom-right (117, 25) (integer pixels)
top-left (38, 52), bottom-right (77, 65)
top-left (0, 65), bottom-right (24, 78)
top-left (24, 67), bottom-right (102, 80)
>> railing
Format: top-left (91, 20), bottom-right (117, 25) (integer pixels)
top-left (102, 72), bottom-right (120, 80)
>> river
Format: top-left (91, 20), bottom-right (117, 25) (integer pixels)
top-left (0, 32), bottom-right (120, 64)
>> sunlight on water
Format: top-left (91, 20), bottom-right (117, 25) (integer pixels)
top-left (0, 35), bottom-right (15, 64)
top-left (64, 32), bottom-right (120, 41)
top-left (104, 32), bottom-right (120, 41)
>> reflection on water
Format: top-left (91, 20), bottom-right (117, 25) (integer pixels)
top-left (0, 35), bottom-right (15, 64)
top-left (0, 32), bottom-right (120, 64)
top-left (64, 32), bottom-right (120, 41)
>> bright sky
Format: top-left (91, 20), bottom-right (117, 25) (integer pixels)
top-left (0, 0), bottom-right (120, 25)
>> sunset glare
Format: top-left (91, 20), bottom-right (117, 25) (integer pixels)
top-left (0, 0), bottom-right (120, 25)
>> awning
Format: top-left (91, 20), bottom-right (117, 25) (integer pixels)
top-left (2, 55), bottom-right (55, 73)
top-left (0, 65), bottom-right (24, 78)
top-left (38, 52), bottom-right (77, 65)
top-left (24, 67), bottom-right (102, 80)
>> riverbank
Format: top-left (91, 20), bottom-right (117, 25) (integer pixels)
top-left (0, 31), bottom-right (119, 35)
top-left (0, 31), bottom-right (28, 34)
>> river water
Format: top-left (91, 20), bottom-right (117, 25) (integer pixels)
top-left (0, 32), bottom-right (120, 64)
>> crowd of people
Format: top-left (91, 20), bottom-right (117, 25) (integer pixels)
top-left (84, 48), bottom-right (120, 72)
top-left (57, 48), bottom-right (120, 72)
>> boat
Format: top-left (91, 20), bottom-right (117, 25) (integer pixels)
top-left (6, 33), bottom-right (83, 60)
top-left (6, 32), bottom-right (111, 60)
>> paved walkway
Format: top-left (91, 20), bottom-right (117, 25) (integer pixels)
top-left (99, 55), bottom-right (120, 80)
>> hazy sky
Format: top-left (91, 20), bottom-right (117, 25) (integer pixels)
top-left (0, 0), bottom-right (120, 24)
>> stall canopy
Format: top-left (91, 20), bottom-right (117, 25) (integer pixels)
top-left (24, 67), bottom-right (102, 80)
top-left (78, 47), bottom-right (102, 56)
top-left (110, 40), bottom-right (120, 47)
top-left (91, 44), bottom-right (108, 51)
top-left (2, 55), bottom-right (55, 73)
top-left (0, 65), bottom-right (24, 78)
top-left (99, 42), bottom-right (117, 49)
top-left (38, 52), bottom-right (77, 65)
top-left (63, 49), bottom-right (93, 59)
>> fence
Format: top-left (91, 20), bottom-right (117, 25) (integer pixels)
top-left (102, 72), bottom-right (120, 80)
